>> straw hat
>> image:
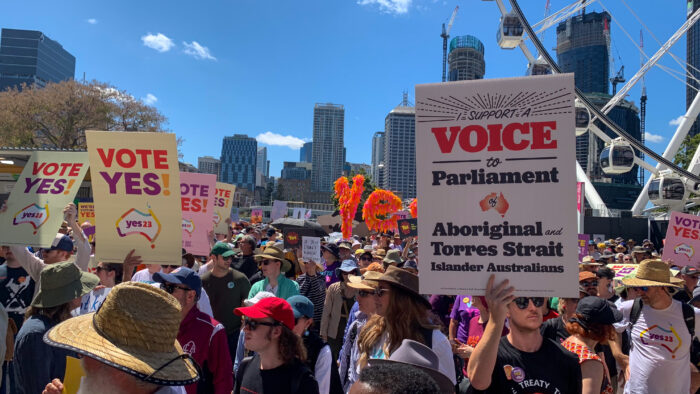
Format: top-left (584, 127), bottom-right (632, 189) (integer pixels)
top-left (254, 245), bottom-right (292, 272)
top-left (44, 282), bottom-right (199, 386)
top-left (621, 259), bottom-right (682, 288)
top-left (347, 271), bottom-right (383, 291)
top-left (378, 265), bottom-right (431, 309)
top-left (373, 249), bottom-right (387, 258)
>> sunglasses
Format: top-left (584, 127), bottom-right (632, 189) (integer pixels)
top-left (243, 317), bottom-right (281, 331)
top-left (513, 297), bottom-right (545, 309)
top-left (375, 288), bottom-right (391, 297)
top-left (358, 290), bottom-right (375, 297)
top-left (162, 283), bottom-right (191, 294)
top-left (632, 286), bottom-right (650, 292)
top-left (259, 259), bottom-right (277, 266)
top-left (581, 280), bottom-right (598, 287)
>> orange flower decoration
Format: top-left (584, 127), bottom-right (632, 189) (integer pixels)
top-left (334, 174), bottom-right (365, 239)
top-left (362, 189), bottom-right (402, 233)
top-left (409, 198), bottom-right (417, 218)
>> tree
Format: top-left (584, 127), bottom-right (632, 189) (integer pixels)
top-left (0, 80), bottom-right (169, 149)
top-left (674, 133), bottom-right (700, 168)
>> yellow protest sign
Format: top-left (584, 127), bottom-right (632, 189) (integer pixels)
top-left (213, 182), bottom-right (236, 233)
top-left (62, 356), bottom-right (85, 394)
top-left (78, 202), bottom-right (95, 241)
top-left (0, 151), bottom-right (89, 247)
top-left (86, 131), bottom-right (182, 265)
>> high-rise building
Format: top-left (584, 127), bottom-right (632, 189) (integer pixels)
top-left (311, 103), bottom-right (344, 192)
top-left (281, 161), bottom-right (312, 180)
top-left (220, 134), bottom-right (257, 190)
top-left (256, 147), bottom-right (269, 178)
top-left (0, 28), bottom-right (75, 91)
top-left (383, 99), bottom-right (416, 199)
top-left (371, 132), bottom-right (385, 187)
top-left (300, 142), bottom-right (313, 162)
top-left (447, 35), bottom-right (485, 81)
top-left (198, 156), bottom-right (220, 180)
top-left (687, 1), bottom-right (700, 136)
top-left (556, 11), bottom-right (610, 94)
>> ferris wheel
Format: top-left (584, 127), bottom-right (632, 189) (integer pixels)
top-left (485, 0), bottom-right (700, 216)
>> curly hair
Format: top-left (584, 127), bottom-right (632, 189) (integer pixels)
top-left (565, 314), bottom-right (616, 344)
top-left (277, 325), bottom-right (307, 364)
top-left (357, 283), bottom-right (438, 369)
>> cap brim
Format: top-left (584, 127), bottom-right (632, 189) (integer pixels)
top-left (152, 272), bottom-right (184, 286)
top-left (235, 305), bottom-right (271, 320)
top-left (45, 313), bottom-right (198, 385)
top-left (221, 250), bottom-right (237, 258)
top-left (369, 359), bottom-right (454, 393)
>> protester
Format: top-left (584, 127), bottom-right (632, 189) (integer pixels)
top-left (580, 271), bottom-right (599, 297)
top-left (153, 267), bottom-right (233, 394)
top-left (467, 275), bottom-right (581, 393)
top-left (631, 245), bottom-right (649, 263)
top-left (321, 244), bottom-right (342, 287)
top-left (356, 250), bottom-right (373, 269)
top-left (596, 266), bottom-right (618, 302)
top-left (673, 265), bottom-right (699, 303)
top-left (232, 235), bottom-right (259, 280)
top-left (14, 262), bottom-right (98, 394)
top-left (449, 296), bottom-right (479, 352)
top-left (580, 255), bottom-right (602, 273)
top-left (349, 362), bottom-right (440, 394)
top-left (131, 263), bottom-right (163, 283)
top-left (233, 291), bottom-right (276, 373)
top-left (41, 281), bottom-right (200, 394)
top-left (248, 245), bottom-right (299, 299)
top-left (0, 246), bottom-right (34, 330)
top-left (339, 242), bottom-right (354, 262)
top-left (234, 297), bottom-right (319, 394)
top-left (382, 249), bottom-right (402, 270)
top-left (296, 253), bottom-right (327, 330)
top-left (541, 297), bottom-right (579, 342)
top-left (320, 259), bottom-right (360, 360)
top-left (402, 259), bottom-right (418, 275)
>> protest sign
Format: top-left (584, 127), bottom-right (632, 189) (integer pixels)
top-left (0, 151), bottom-right (89, 247)
top-left (63, 356), bottom-right (86, 394)
top-left (392, 210), bottom-right (411, 220)
top-left (415, 74), bottom-right (577, 297)
top-left (302, 236), bottom-right (321, 263)
top-left (662, 211), bottom-right (700, 267)
top-left (271, 200), bottom-right (288, 221)
top-left (608, 264), bottom-right (638, 279)
top-left (578, 234), bottom-right (590, 262)
top-left (180, 172), bottom-right (216, 256)
top-left (593, 234), bottom-right (605, 244)
top-left (213, 182), bottom-right (236, 233)
top-left (397, 218), bottom-right (418, 239)
top-left (78, 202), bottom-right (96, 241)
top-left (86, 131), bottom-right (182, 264)
top-left (251, 208), bottom-right (263, 224)
top-left (230, 207), bottom-right (240, 222)
top-left (292, 208), bottom-right (306, 219)
top-left (283, 228), bottom-right (318, 249)
top-left (79, 287), bottom-right (112, 314)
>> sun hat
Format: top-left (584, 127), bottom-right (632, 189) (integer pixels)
top-left (352, 240), bottom-right (362, 249)
top-left (600, 251), bottom-right (615, 259)
top-left (335, 259), bottom-right (360, 278)
top-left (44, 281), bottom-right (200, 385)
top-left (373, 249), bottom-right (387, 258)
top-left (571, 296), bottom-right (622, 328)
top-left (242, 291), bottom-right (276, 307)
top-left (621, 259), bottom-right (682, 288)
top-left (355, 248), bottom-right (369, 257)
top-left (368, 339), bottom-right (454, 393)
top-left (597, 243), bottom-right (606, 249)
top-left (338, 241), bottom-right (352, 251)
top-left (254, 245), bottom-right (292, 272)
top-left (153, 267), bottom-right (202, 298)
top-left (287, 295), bottom-right (314, 320)
top-left (210, 242), bottom-right (236, 258)
top-left (347, 271), bottom-right (383, 291)
top-left (321, 243), bottom-right (340, 259)
top-left (689, 287), bottom-right (700, 305)
top-left (378, 265), bottom-right (431, 309)
top-left (46, 233), bottom-right (74, 252)
top-left (32, 261), bottom-right (98, 308)
top-left (383, 249), bottom-right (403, 266)
top-left (580, 256), bottom-right (602, 266)
top-left (234, 297), bottom-right (295, 330)
top-left (579, 271), bottom-right (597, 282)
top-left (680, 266), bottom-right (700, 276)
top-left (632, 245), bottom-right (647, 253)
top-left (360, 262), bottom-right (385, 275)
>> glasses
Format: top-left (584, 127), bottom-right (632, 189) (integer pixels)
top-left (259, 259), bottom-right (277, 266)
top-left (513, 297), bottom-right (545, 309)
top-left (375, 288), bottom-right (391, 297)
top-left (581, 280), bottom-right (598, 287)
top-left (162, 283), bottom-right (191, 294)
top-left (358, 290), bottom-right (375, 297)
top-left (243, 317), bottom-right (281, 331)
top-left (632, 286), bottom-right (650, 292)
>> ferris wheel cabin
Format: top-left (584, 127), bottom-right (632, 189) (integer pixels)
top-left (648, 174), bottom-right (687, 207)
top-left (497, 13), bottom-right (524, 49)
top-left (599, 139), bottom-right (635, 175)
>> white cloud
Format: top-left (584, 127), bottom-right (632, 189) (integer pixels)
top-left (357, 0), bottom-right (412, 14)
top-left (255, 132), bottom-right (306, 149)
top-left (645, 132), bottom-right (664, 143)
top-left (141, 33), bottom-right (175, 52)
top-left (86, 18), bottom-right (98, 25)
top-left (183, 41), bottom-right (216, 60)
top-left (669, 115), bottom-right (685, 126)
top-left (143, 93), bottom-right (158, 105)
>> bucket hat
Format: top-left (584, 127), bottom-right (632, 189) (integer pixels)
top-left (321, 243), bottom-right (341, 259)
top-left (347, 271), bottom-right (383, 291)
top-left (335, 259), bottom-right (360, 278)
top-left (378, 265), bottom-right (431, 309)
top-left (254, 245), bottom-right (292, 272)
top-left (383, 249), bottom-right (403, 266)
top-left (31, 261), bottom-right (98, 308)
top-left (44, 282), bottom-right (200, 386)
top-left (622, 259), bottom-right (682, 288)
top-left (580, 256), bottom-right (602, 266)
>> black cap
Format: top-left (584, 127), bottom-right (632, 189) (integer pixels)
top-left (596, 266), bottom-right (615, 280)
top-left (572, 296), bottom-right (622, 328)
top-left (680, 266), bottom-right (700, 276)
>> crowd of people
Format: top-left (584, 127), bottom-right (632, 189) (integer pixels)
top-left (0, 201), bottom-right (699, 393)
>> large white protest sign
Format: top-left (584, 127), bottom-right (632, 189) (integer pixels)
top-left (302, 236), bottom-right (321, 263)
top-left (415, 74), bottom-right (577, 297)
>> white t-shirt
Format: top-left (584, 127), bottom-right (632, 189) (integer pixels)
top-left (131, 267), bottom-right (160, 283)
top-left (614, 299), bottom-right (700, 394)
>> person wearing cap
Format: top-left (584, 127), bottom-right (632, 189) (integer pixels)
top-left (562, 296), bottom-right (622, 394)
top-left (321, 244), bottom-right (342, 288)
top-left (401, 260), bottom-right (418, 275)
top-left (288, 295), bottom-right (343, 394)
top-left (201, 242), bottom-right (251, 365)
top-left (248, 245), bottom-right (299, 300)
top-left (382, 249), bottom-right (402, 270)
top-left (357, 266), bottom-right (457, 386)
top-left (232, 235), bottom-right (259, 280)
top-left (232, 291), bottom-right (276, 374)
top-left (234, 297), bottom-right (319, 394)
top-left (338, 242), bottom-right (354, 262)
top-left (153, 268), bottom-right (233, 394)
top-left (13, 262), bottom-right (98, 394)
top-left (596, 266), bottom-right (618, 303)
top-left (320, 260), bottom-right (360, 361)
top-left (580, 271), bottom-right (599, 297)
top-left (613, 259), bottom-right (700, 394)
top-left (356, 249), bottom-right (373, 269)
top-left (673, 265), bottom-right (700, 304)
top-left (631, 245), bottom-right (650, 264)
top-left (40, 281), bottom-right (200, 394)
top-left (580, 256), bottom-right (602, 273)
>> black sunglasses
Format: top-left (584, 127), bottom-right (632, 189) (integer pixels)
top-left (243, 317), bottom-right (281, 331)
top-left (513, 297), bottom-right (545, 309)
top-left (162, 283), bottom-right (191, 294)
top-left (358, 290), bottom-right (375, 297)
top-left (259, 259), bottom-right (277, 266)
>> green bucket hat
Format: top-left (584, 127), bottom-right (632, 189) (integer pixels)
top-left (31, 261), bottom-right (99, 308)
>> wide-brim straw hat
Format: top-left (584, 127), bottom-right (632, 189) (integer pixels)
top-left (378, 265), bottom-right (431, 309)
top-left (254, 245), bottom-right (292, 272)
top-left (44, 282), bottom-right (199, 386)
top-left (347, 271), bottom-right (383, 291)
top-left (621, 259), bottom-right (682, 288)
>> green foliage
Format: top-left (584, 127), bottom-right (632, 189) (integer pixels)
top-left (674, 133), bottom-right (700, 168)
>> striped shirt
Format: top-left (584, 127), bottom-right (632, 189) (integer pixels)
top-left (296, 273), bottom-right (327, 323)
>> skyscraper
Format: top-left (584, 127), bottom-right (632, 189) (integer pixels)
top-left (371, 132), bottom-right (385, 188)
top-left (311, 103), bottom-right (344, 192)
top-left (255, 147), bottom-right (269, 187)
top-left (220, 134), bottom-right (257, 190)
top-left (0, 28), bottom-right (75, 91)
top-left (198, 156), bottom-right (220, 180)
top-left (281, 162), bottom-right (312, 180)
top-left (556, 11), bottom-right (610, 94)
top-left (300, 142), bottom-right (313, 162)
top-left (447, 35), bottom-right (485, 81)
top-left (383, 99), bottom-right (416, 199)
top-left (687, 0), bottom-right (700, 136)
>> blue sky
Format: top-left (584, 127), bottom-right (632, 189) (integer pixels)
top-left (0, 1), bottom-right (693, 179)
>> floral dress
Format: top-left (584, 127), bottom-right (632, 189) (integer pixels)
top-left (561, 337), bottom-right (614, 394)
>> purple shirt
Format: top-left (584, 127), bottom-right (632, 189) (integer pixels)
top-left (429, 295), bottom-right (454, 329)
top-left (322, 260), bottom-right (341, 288)
top-left (450, 295), bottom-right (480, 343)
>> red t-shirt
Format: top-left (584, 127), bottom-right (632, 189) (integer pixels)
top-left (463, 316), bottom-right (509, 377)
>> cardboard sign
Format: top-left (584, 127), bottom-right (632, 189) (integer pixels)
top-left (578, 234), bottom-right (590, 262)
top-left (0, 151), bottom-right (89, 247)
top-left (78, 202), bottom-right (96, 242)
top-left (392, 210), bottom-right (411, 220)
top-left (180, 172), bottom-right (216, 256)
top-left (415, 74), bottom-right (577, 297)
top-left (86, 131), bottom-right (182, 265)
top-left (302, 236), bottom-right (321, 263)
top-left (608, 264), bottom-right (638, 279)
top-left (292, 208), bottom-right (306, 219)
top-left (251, 208), bottom-right (263, 224)
top-left (62, 356), bottom-right (86, 394)
top-left (230, 207), bottom-right (240, 222)
top-left (397, 218), bottom-right (418, 239)
top-left (213, 182), bottom-right (236, 233)
top-left (284, 228), bottom-right (317, 249)
top-left (271, 200), bottom-right (288, 221)
top-left (662, 211), bottom-right (700, 267)
top-left (78, 287), bottom-right (112, 315)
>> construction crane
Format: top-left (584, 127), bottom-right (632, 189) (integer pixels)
top-left (441, 6), bottom-right (459, 82)
top-left (639, 29), bottom-right (647, 184)
top-left (539, 0), bottom-right (550, 42)
top-left (610, 66), bottom-right (625, 95)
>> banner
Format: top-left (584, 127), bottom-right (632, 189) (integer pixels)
top-left (271, 200), bottom-right (288, 221)
top-left (577, 182), bottom-right (584, 234)
top-left (283, 228), bottom-right (318, 249)
top-left (78, 202), bottom-right (96, 242)
top-left (251, 208), bottom-right (263, 224)
top-left (0, 151), bottom-right (89, 246)
top-left (662, 211), bottom-right (700, 267)
top-left (86, 131), bottom-right (182, 265)
top-left (415, 74), bottom-right (577, 297)
top-left (180, 172), bottom-right (216, 256)
top-left (397, 218), bottom-right (418, 240)
top-left (578, 234), bottom-right (590, 262)
top-left (213, 182), bottom-right (236, 233)
top-left (302, 236), bottom-right (321, 263)
top-left (608, 264), bottom-right (638, 279)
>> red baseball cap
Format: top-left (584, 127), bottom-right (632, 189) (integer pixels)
top-left (234, 297), bottom-right (295, 330)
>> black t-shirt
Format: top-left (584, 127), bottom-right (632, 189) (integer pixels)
top-left (0, 264), bottom-right (35, 329)
top-left (232, 254), bottom-right (259, 280)
top-left (235, 354), bottom-right (319, 394)
top-left (540, 316), bottom-right (569, 343)
top-left (468, 336), bottom-right (582, 394)
top-left (673, 288), bottom-right (692, 304)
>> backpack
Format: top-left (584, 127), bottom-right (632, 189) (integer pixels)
top-left (629, 297), bottom-right (695, 351)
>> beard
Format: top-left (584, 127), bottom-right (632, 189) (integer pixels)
top-left (77, 358), bottom-right (138, 394)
